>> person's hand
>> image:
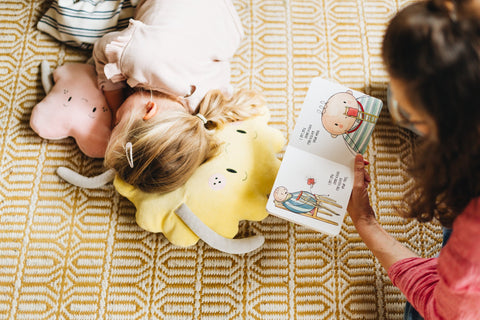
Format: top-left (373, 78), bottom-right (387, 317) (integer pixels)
top-left (347, 154), bottom-right (376, 226)
top-left (347, 154), bottom-right (418, 270)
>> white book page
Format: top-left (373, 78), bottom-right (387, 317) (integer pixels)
top-left (266, 146), bottom-right (354, 235)
top-left (290, 77), bottom-right (377, 166)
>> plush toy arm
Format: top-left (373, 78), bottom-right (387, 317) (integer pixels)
top-left (175, 203), bottom-right (265, 254)
top-left (57, 167), bottom-right (115, 188)
top-left (41, 60), bottom-right (53, 94)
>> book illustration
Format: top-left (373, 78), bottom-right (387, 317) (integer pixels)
top-left (267, 77), bottom-right (383, 235)
top-left (307, 177), bottom-right (315, 190)
top-left (321, 90), bottom-right (381, 154)
top-left (272, 184), bottom-right (341, 226)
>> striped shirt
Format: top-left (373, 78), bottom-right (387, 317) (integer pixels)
top-left (343, 95), bottom-right (383, 154)
top-left (37, 0), bottom-right (138, 49)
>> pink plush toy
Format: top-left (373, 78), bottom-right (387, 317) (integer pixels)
top-left (30, 61), bottom-right (112, 158)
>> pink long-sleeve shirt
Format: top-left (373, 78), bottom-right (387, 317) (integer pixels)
top-left (93, 0), bottom-right (243, 112)
top-left (388, 197), bottom-right (480, 319)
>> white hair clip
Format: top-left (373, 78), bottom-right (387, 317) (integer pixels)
top-left (195, 113), bottom-right (208, 125)
top-left (125, 142), bottom-right (134, 168)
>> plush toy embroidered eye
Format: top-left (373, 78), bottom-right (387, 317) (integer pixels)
top-left (30, 61), bottom-right (112, 158)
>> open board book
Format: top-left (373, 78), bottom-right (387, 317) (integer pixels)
top-left (266, 77), bottom-right (383, 235)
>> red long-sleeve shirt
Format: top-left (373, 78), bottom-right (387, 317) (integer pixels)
top-left (388, 197), bottom-right (480, 319)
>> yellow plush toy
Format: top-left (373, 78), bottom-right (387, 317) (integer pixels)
top-left (58, 110), bottom-right (285, 254)
top-left (113, 110), bottom-right (285, 252)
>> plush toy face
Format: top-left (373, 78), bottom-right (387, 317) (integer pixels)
top-left (114, 110), bottom-right (285, 247)
top-left (30, 63), bottom-right (112, 158)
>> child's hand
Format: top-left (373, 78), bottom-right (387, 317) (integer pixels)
top-left (347, 154), bottom-right (376, 226)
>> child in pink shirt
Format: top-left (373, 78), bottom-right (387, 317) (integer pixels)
top-left (347, 0), bottom-right (480, 318)
top-left (93, 0), bottom-right (244, 112)
top-left (92, 0), bottom-right (265, 194)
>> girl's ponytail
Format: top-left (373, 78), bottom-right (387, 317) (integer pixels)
top-left (196, 89), bottom-right (265, 130)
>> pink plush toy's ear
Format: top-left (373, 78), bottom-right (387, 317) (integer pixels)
top-left (30, 63), bottom-right (112, 158)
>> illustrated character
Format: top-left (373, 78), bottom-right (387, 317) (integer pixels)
top-left (273, 186), bottom-right (341, 226)
top-left (321, 90), bottom-right (382, 154)
top-left (321, 90), bottom-right (360, 138)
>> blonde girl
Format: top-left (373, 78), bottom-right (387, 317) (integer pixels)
top-left (92, 0), bottom-right (262, 193)
top-left (104, 88), bottom-right (264, 193)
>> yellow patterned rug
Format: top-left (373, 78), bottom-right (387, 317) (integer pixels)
top-left (1, 1), bottom-right (442, 319)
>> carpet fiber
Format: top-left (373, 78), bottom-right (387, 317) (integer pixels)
top-left (0, 0), bottom-right (442, 319)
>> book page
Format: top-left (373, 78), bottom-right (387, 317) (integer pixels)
top-left (290, 77), bottom-right (383, 166)
top-left (267, 77), bottom-right (382, 235)
top-left (266, 146), bottom-right (354, 235)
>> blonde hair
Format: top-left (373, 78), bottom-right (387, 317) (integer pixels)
top-left (104, 89), bottom-right (265, 193)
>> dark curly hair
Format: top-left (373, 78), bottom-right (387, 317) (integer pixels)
top-left (382, 0), bottom-right (480, 227)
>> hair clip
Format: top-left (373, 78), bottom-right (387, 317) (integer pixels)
top-left (195, 113), bottom-right (208, 125)
top-left (125, 142), bottom-right (134, 168)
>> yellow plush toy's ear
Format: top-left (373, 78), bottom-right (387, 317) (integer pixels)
top-left (114, 109), bottom-right (285, 248)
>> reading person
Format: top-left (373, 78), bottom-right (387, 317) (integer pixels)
top-left (348, 0), bottom-right (480, 319)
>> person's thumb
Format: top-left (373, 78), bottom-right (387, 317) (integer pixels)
top-left (353, 154), bottom-right (365, 186)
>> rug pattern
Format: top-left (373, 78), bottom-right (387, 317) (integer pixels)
top-left (0, 0), bottom-right (442, 319)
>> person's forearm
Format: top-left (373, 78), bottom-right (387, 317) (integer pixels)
top-left (354, 218), bottom-right (419, 271)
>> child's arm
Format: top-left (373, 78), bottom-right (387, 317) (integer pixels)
top-left (92, 31), bottom-right (127, 123)
top-left (104, 88), bottom-right (125, 123)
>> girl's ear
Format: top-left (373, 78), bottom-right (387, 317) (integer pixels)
top-left (143, 101), bottom-right (158, 120)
